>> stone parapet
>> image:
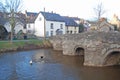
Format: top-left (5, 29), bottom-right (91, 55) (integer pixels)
top-left (50, 31), bottom-right (120, 66)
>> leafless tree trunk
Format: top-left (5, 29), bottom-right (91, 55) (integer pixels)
top-left (0, 0), bottom-right (23, 43)
top-left (94, 2), bottom-right (106, 21)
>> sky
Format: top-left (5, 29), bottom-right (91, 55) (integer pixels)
top-left (1, 0), bottom-right (120, 20)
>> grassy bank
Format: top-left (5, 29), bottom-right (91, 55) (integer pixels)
top-left (0, 39), bottom-right (52, 53)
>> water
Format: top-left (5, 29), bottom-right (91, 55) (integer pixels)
top-left (0, 49), bottom-right (120, 80)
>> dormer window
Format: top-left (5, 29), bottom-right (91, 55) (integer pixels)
top-left (39, 17), bottom-right (41, 21)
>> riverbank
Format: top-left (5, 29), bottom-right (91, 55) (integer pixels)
top-left (0, 39), bottom-right (52, 53)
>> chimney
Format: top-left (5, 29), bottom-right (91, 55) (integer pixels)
top-left (25, 10), bottom-right (27, 17)
top-left (44, 8), bottom-right (45, 12)
top-left (51, 11), bottom-right (53, 13)
top-left (99, 17), bottom-right (107, 22)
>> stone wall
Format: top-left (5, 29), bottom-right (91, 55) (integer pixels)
top-left (49, 35), bottom-right (63, 50)
top-left (50, 31), bottom-right (120, 66)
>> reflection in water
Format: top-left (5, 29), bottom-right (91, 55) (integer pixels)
top-left (0, 49), bottom-right (120, 80)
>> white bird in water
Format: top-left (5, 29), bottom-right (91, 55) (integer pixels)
top-left (29, 60), bottom-right (32, 65)
top-left (41, 60), bottom-right (45, 63)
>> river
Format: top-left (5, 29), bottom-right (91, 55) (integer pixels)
top-left (0, 49), bottom-right (120, 80)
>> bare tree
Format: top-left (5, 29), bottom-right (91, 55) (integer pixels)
top-left (0, 3), bottom-right (5, 12)
top-left (0, 0), bottom-right (23, 42)
top-left (94, 2), bottom-right (106, 21)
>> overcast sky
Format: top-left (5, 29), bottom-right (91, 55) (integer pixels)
top-left (1, 0), bottom-right (120, 20)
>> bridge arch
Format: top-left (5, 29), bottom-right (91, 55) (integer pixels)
top-left (103, 49), bottom-right (120, 66)
top-left (0, 25), bottom-right (8, 40)
top-left (74, 46), bottom-right (85, 56)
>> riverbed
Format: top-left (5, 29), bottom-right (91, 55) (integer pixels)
top-left (0, 49), bottom-right (120, 80)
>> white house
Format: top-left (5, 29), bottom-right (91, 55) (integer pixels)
top-left (4, 21), bottom-right (25, 34)
top-left (0, 19), bottom-right (25, 35)
top-left (62, 16), bottom-right (79, 34)
top-left (0, 12), bottom-right (26, 34)
top-left (25, 11), bottom-right (38, 34)
top-left (35, 11), bottom-right (65, 37)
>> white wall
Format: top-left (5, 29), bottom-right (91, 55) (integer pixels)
top-left (14, 22), bottom-right (24, 34)
top-left (4, 22), bottom-right (24, 34)
top-left (4, 22), bottom-right (11, 32)
top-left (35, 13), bottom-right (65, 37)
top-left (66, 26), bottom-right (79, 34)
top-left (26, 23), bottom-right (35, 34)
top-left (35, 13), bottom-right (45, 37)
top-left (45, 21), bottom-right (65, 37)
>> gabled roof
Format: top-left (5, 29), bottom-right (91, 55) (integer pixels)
top-left (26, 12), bottom-right (38, 23)
top-left (62, 16), bottom-right (78, 27)
top-left (0, 17), bottom-right (25, 26)
top-left (26, 12), bottom-right (38, 17)
top-left (40, 11), bottom-right (64, 22)
top-left (70, 17), bottom-right (81, 21)
top-left (0, 12), bottom-right (26, 26)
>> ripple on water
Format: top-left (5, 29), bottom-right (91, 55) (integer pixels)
top-left (0, 49), bottom-right (120, 80)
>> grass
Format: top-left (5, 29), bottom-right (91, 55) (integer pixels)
top-left (0, 39), bottom-right (51, 49)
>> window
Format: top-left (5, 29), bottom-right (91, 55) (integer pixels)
top-left (60, 24), bottom-right (63, 29)
top-left (70, 31), bottom-right (72, 34)
top-left (27, 30), bottom-right (32, 33)
top-left (114, 25), bottom-right (117, 31)
top-left (51, 31), bottom-right (53, 36)
top-left (50, 23), bottom-right (53, 29)
top-left (28, 24), bottom-right (30, 28)
top-left (24, 25), bottom-right (26, 29)
top-left (67, 31), bottom-right (69, 34)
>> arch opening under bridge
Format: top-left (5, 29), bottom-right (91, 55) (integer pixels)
top-left (75, 47), bottom-right (84, 56)
top-left (104, 51), bottom-right (120, 66)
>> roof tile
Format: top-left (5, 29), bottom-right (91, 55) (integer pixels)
top-left (40, 11), bottom-right (64, 22)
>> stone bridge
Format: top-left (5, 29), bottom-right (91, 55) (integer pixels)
top-left (50, 31), bottom-right (120, 67)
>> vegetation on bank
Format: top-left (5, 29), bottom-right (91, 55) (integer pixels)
top-left (0, 39), bottom-right (52, 53)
